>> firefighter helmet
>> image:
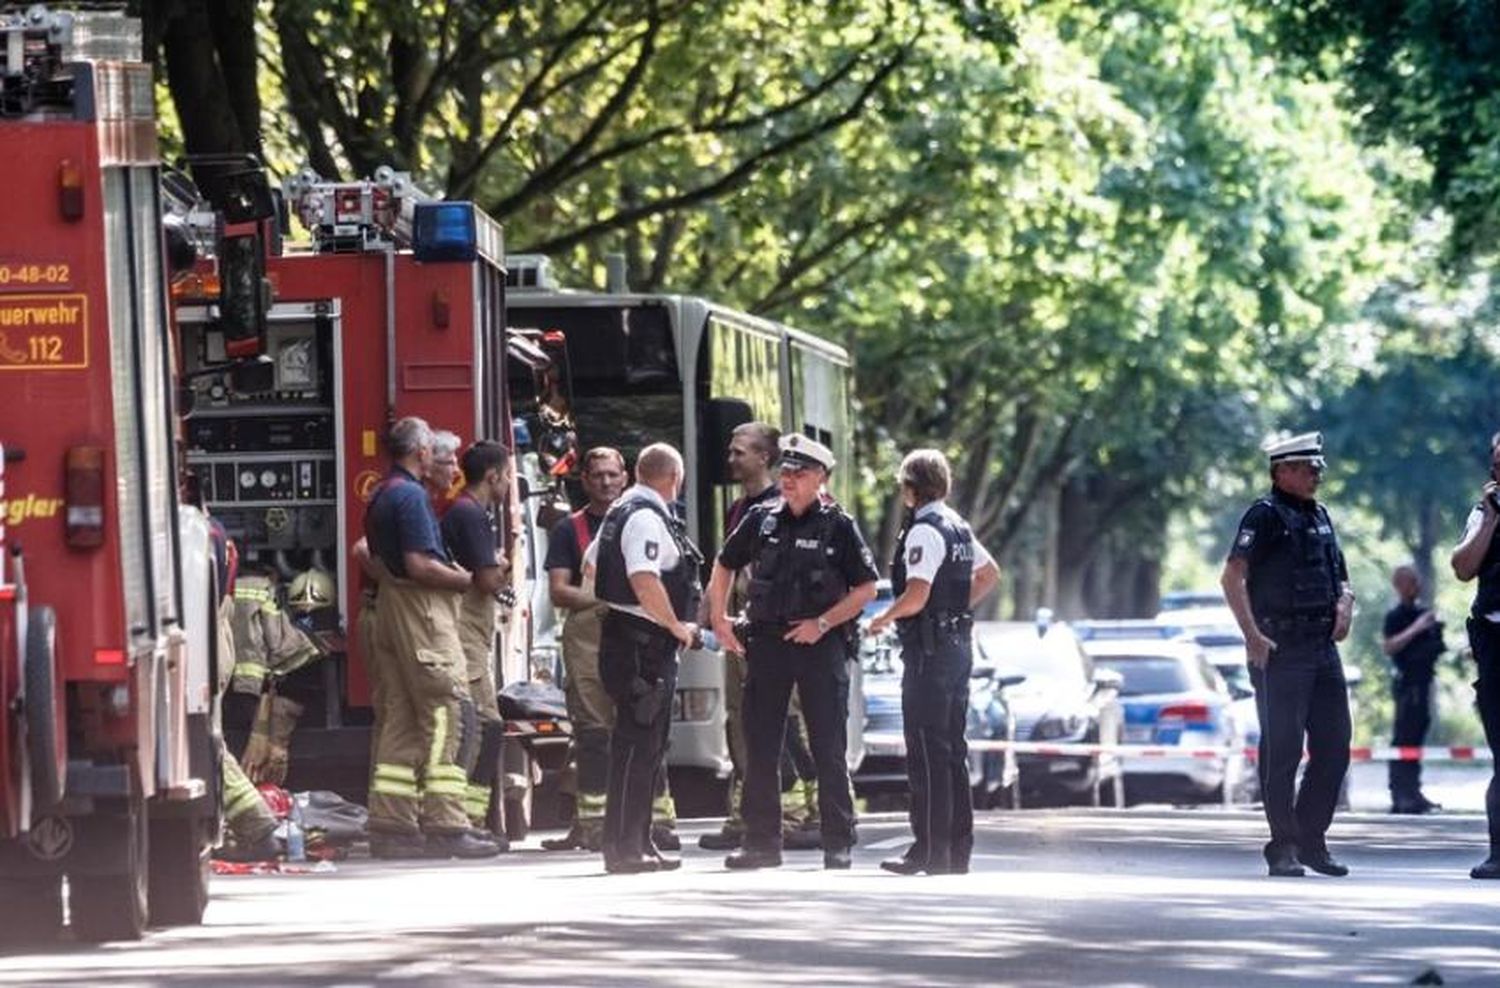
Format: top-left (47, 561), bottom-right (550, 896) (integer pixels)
top-left (287, 568), bottom-right (335, 614)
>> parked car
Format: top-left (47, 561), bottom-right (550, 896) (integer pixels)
top-left (1081, 636), bottom-right (1250, 804)
top-left (974, 620), bottom-right (1125, 806)
top-left (854, 630), bottom-right (1021, 808)
top-left (1157, 589), bottom-right (1228, 613)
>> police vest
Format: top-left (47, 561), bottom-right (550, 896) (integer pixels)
top-left (594, 493), bottom-right (702, 622)
top-left (890, 509), bottom-right (975, 619)
top-left (744, 502), bottom-right (850, 623)
top-left (1248, 497), bottom-right (1341, 623)
top-left (1472, 505), bottom-right (1500, 617)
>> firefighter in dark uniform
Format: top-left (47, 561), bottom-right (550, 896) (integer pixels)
top-left (593, 443), bottom-right (703, 874)
top-left (869, 449), bottom-right (1000, 876)
top-left (708, 434), bottom-right (878, 871)
top-left (1221, 432), bottom-right (1355, 878)
top-left (1449, 429), bottom-right (1500, 879)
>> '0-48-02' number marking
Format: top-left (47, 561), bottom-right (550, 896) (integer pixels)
top-left (0, 264), bottom-right (71, 287)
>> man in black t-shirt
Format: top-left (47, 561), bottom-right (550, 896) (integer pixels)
top-left (440, 440), bottom-right (513, 833)
top-left (1383, 565), bottom-right (1445, 815)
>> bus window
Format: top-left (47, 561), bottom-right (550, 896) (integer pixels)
top-left (702, 314), bottom-right (783, 552)
top-left (508, 303), bottom-right (684, 470)
top-left (789, 342), bottom-right (853, 508)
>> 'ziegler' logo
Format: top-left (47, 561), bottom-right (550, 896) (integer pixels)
top-left (4, 493), bottom-right (64, 527)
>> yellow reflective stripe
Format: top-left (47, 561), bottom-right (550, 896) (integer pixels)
top-left (232, 662), bottom-right (269, 680)
top-left (374, 764), bottom-right (418, 782)
top-left (371, 778), bottom-right (421, 798)
top-left (224, 787), bottom-right (262, 818)
top-left (424, 777), bottom-right (468, 796)
top-left (576, 792), bottom-right (607, 819)
top-left (234, 587), bottom-right (272, 602)
top-left (428, 707), bottom-right (448, 777)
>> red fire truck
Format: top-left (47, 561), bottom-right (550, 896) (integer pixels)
top-left (173, 165), bottom-right (572, 836)
top-left (0, 7), bottom-right (220, 941)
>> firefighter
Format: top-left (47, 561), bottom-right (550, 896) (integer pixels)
top-left (708, 435), bottom-right (879, 871)
top-left (364, 416), bottom-right (501, 859)
top-left (230, 570), bottom-right (320, 786)
top-left (869, 449), bottom-right (1000, 875)
top-left (441, 440), bottom-right (513, 833)
top-left (543, 448), bottom-right (684, 853)
top-left (188, 482), bottom-right (279, 861)
top-left (594, 444), bottom-right (703, 874)
top-left (542, 447), bottom-right (626, 852)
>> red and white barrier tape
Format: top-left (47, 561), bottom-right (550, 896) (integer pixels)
top-left (862, 733), bottom-right (1494, 763)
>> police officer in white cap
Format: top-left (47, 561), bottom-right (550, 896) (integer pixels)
top-left (708, 434), bottom-right (879, 871)
top-left (1221, 431), bottom-right (1356, 878)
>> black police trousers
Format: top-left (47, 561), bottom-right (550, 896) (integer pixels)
top-left (1248, 634), bottom-right (1350, 858)
top-left (598, 610), bottom-right (679, 864)
top-left (1467, 618), bottom-right (1500, 856)
top-left (1388, 669), bottom-right (1434, 804)
top-left (900, 628), bottom-right (973, 872)
top-left (742, 630), bottom-right (856, 852)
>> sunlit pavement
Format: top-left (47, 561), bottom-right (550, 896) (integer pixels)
top-left (2, 798), bottom-right (1499, 987)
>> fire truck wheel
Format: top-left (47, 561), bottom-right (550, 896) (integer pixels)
top-left (146, 816), bottom-right (209, 927)
top-left (0, 877), bottom-right (64, 943)
top-left (70, 804), bottom-right (149, 942)
top-left (25, 606), bottom-right (64, 809)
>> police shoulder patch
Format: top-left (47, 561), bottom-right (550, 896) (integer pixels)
top-left (645, 541), bottom-right (659, 561)
top-left (1236, 528), bottom-right (1255, 549)
top-left (908, 545), bottom-right (923, 565)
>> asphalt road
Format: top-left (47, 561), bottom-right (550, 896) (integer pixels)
top-left (2, 803), bottom-right (1498, 987)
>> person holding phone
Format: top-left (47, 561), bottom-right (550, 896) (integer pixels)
top-left (1449, 431), bottom-right (1500, 879)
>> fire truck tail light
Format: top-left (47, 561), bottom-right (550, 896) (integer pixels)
top-left (65, 445), bottom-right (106, 548)
top-left (59, 159), bottom-right (84, 221)
top-left (412, 202), bottom-right (478, 263)
top-left (95, 648), bottom-right (125, 666)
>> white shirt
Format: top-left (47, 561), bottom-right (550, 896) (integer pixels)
top-left (1459, 507), bottom-right (1500, 623)
top-left (902, 501), bottom-right (994, 584)
top-left (590, 484), bottom-right (682, 623)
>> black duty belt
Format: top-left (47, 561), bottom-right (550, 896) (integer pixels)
top-left (1262, 614), bottom-right (1335, 635)
top-left (605, 608), bottom-right (677, 645)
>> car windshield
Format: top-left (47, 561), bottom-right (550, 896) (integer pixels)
top-left (1094, 656), bottom-right (1193, 696)
top-left (1215, 662), bottom-right (1252, 694)
top-left (978, 632), bottom-right (1083, 686)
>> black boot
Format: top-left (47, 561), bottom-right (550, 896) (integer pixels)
top-left (1471, 856), bottom-right (1500, 880)
top-left (1296, 848), bottom-right (1349, 877)
top-left (1265, 846), bottom-right (1305, 878)
top-left (725, 848), bottom-right (782, 870)
top-left (426, 830), bottom-right (504, 859)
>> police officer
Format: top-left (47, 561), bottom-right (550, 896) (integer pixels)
top-left (1382, 564), bottom-right (1444, 815)
top-left (709, 434), bottom-right (878, 871)
top-left (364, 417), bottom-right (501, 859)
top-left (1449, 430), bottom-right (1500, 879)
top-left (441, 440), bottom-right (513, 833)
top-left (1221, 432), bottom-right (1355, 878)
top-left (594, 443), bottom-right (703, 874)
top-left (869, 449), bottom-right (1000, 876)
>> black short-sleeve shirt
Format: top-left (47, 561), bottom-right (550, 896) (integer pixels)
top-left (719, 500), bottom-right (879, 589)
top-left (441, 492), bottom-right (499, 574)
top-left (1384, 602), bottom-right (1443, 674)
top-left (545, 510), bottom-right (604, 586)
top-left (366, 467), bottom-right (450, 578)
top-left (1226, 491), bottom-right (1349, 582)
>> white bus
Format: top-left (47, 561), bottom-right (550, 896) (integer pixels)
top-left (507, 258), bottom-right (863, 812)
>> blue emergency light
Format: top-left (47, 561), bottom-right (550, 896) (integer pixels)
top-left (413, 201), bottom-right (478, 262)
